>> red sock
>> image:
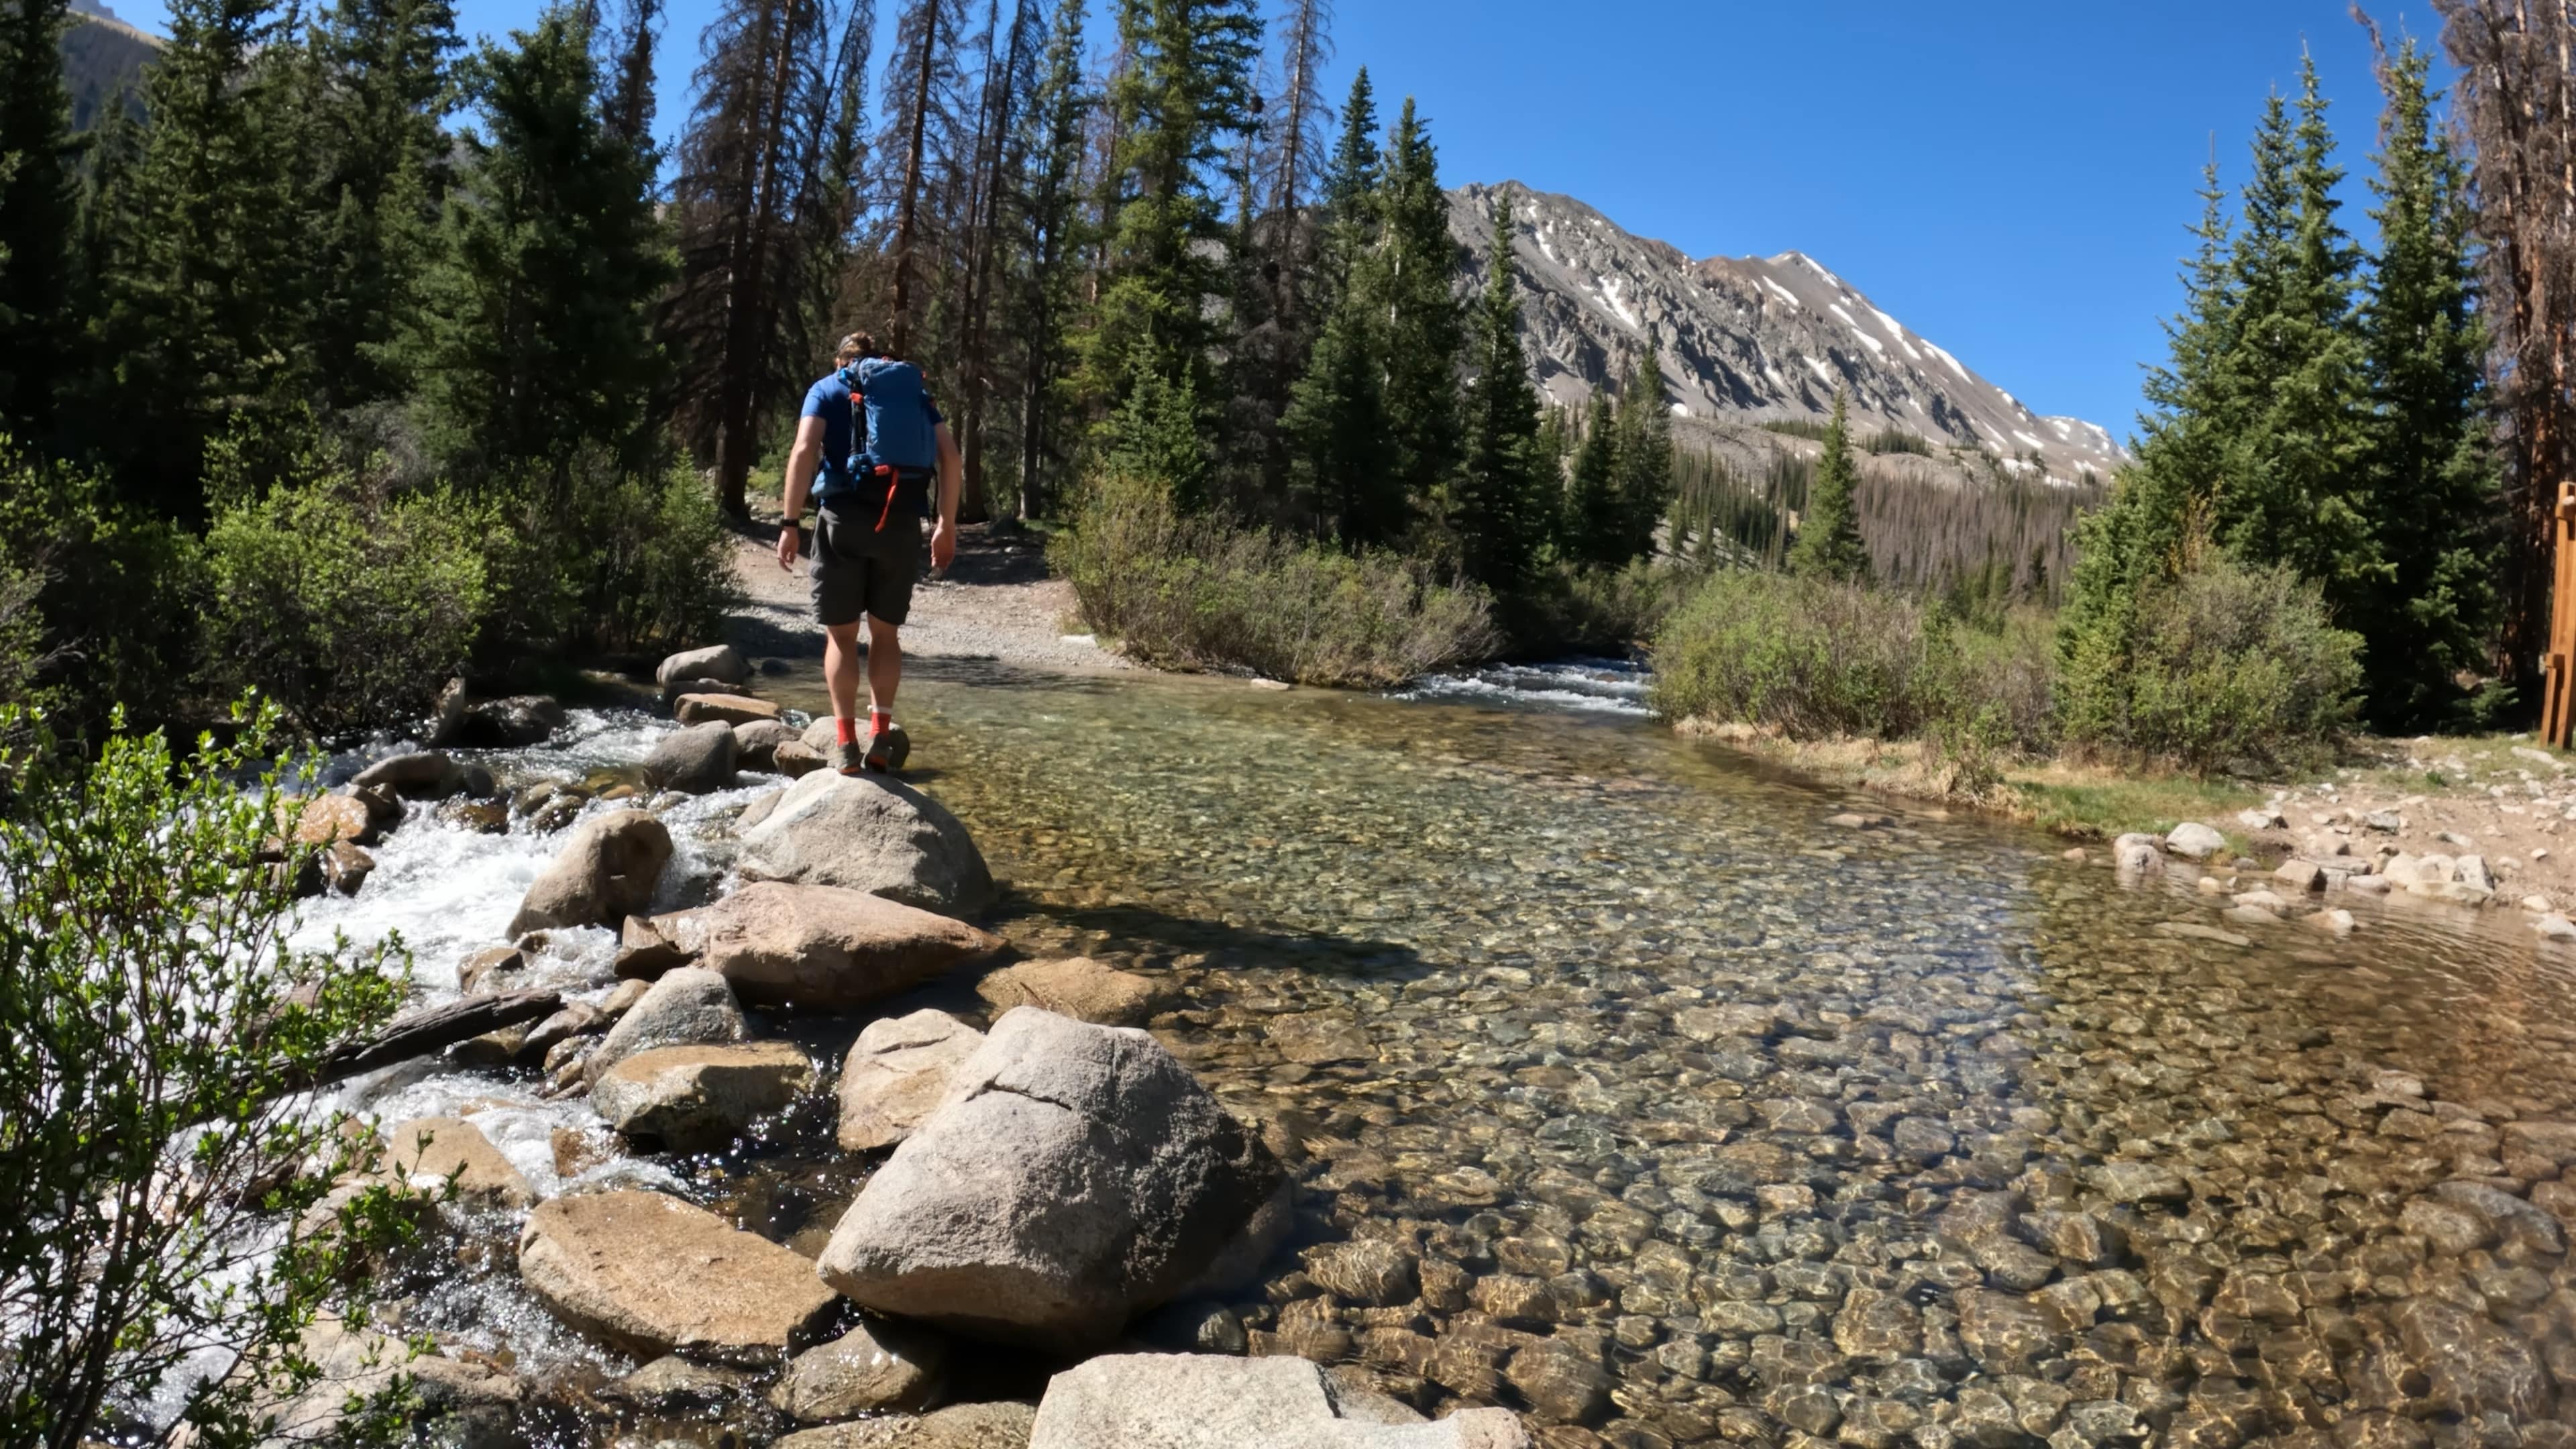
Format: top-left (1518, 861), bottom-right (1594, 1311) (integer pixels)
top-left (835, 716), bottom-right (858, 745)
top-left (869, 709), bottom-right (893, 733)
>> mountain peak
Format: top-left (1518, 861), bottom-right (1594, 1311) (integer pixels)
top-left (1451, 180), bottom-right (2127, 480)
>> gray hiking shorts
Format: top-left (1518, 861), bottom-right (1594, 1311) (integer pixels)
top-left (810, 504), bottom-right (921, 629)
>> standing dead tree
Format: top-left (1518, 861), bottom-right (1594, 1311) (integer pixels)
top-left (2431, 0), bottom-right (2576, 710)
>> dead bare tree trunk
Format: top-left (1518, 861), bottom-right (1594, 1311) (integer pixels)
top-left (888, 1), bottom-right (943, 356)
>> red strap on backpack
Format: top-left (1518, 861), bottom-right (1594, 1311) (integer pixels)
top-left (873, 465), bottom-right (898, 532)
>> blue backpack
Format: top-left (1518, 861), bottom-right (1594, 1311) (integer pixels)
top-left (840, 356), bottom-right (937, 475)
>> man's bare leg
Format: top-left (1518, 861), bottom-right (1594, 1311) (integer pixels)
top-left (867, 616), bottom-right (902, 716)
top-left (824, 621), bottom-right (867, 773)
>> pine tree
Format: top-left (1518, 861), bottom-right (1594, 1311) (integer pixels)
top-left (0, 0), bottom-right (81, 441)
top-left (1079, 0), bottom-right (1262, 508)
top-left (85, 0), bottom-right (311, 513)
top-left (1788, 390), bottom-right (1868, 582)
top-left (879, 0), bottom-right (967, 359)
top-left (1279, 260), bottom-right (1385, 544)
top-left (1313, 66), bottom-right (1375, 304)
top-left (415, 4), bottom-right (672, 479)
top-left (297, 0), bottom-right (462, 410)
top-left (1610, 336), bottom-right (1673, 561)
top-left (1563, 389), bottom-right (1620, 566)
top-left (2353, 37), bottom-right (2501, 727)
top-left (1450, 196), bottom-right (1544, 589)
top-left (1366, 96), bottom-right (1460, 544)
top-left (2214, 55), bottom-right (2375, 602)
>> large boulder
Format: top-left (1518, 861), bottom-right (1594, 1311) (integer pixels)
top-left (736, 719), bottom-right (800, 771)
top-left (354, 750), bottom-right (496, 802)
top-left (975, 958), bottom-right (1173, 1027)
top-left (591, 1042), bottom-right (816, 1151)
top-left (838, 1010), bottom-right (986, 1151)
top-left (774, 1403), bottom-right (1036, 1449)
top-left (292, 794), bottom-right (382, 848)
top-left (623, 882), bottom-right (1001, 1011)
top-left (645, 722), bottom-right (739, 796)
top-left (518, 1191), bottom-right (840, 1364)
top-left (584, 967), bottom-right (748, 1083)
top-left (816, 1009), bottom-right (1283, 1353)
top-left (737, 771), bottom-right (996, 914)
top-left (1026, 1355), bottom-right (1531, 1449)
top-left (506, 810), bottom-right (672, 938)
top-left (657, 644), bottom-right (751, 689)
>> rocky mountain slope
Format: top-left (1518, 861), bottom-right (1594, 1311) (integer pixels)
top-left (1449, 180), bottom-right (2127, 485)
top-left (61, 1), bottom-right (158, 132)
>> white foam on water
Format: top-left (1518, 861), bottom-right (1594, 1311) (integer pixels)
top-left (1395, 659), bottom-right (1653, 718)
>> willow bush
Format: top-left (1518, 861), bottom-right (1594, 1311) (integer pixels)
top-left (1052, 472), bottom-right (1499, 687)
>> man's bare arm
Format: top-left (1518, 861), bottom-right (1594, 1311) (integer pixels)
top-left (778, 415), bottom-right (828, 568)
top-left (930, 423), bottom-right (962, 572)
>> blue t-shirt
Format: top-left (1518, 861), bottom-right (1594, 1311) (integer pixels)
top-left (802, 370), bottom-right (943, 495)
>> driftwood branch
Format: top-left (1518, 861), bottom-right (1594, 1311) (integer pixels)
top-left (313, 989), bottom-right (564, 1086)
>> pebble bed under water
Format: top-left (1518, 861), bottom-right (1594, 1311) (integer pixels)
top-left (310, 658), bottom-right (2576, 1449)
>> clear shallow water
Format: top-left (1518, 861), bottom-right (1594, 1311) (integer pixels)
top-left (318, 660), bottom-right (2576, 1448)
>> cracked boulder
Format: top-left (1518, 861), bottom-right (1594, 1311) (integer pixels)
top-left (816, 1009), bottom-right (1283, 1354)
top-left (518, 1190), bottom-right (839, 1364)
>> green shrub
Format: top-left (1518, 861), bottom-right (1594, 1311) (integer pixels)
top-left (2061, 554), bottom-right (2361, 775)
top-left (1500, 559), bottom-right (1678, 656)
top-left (0, 699), bottom-right (425, 1448)
top-left (201, 466), bottom-right (492, 741)
top-left (1052, 472), bottom-right (1499, 686)
top-left (0, 436), bottom-right (199, 736)
top-left (1648, 569), bottom-right (2060, 765)
top-left (480, 457), bottom-right (741, 656)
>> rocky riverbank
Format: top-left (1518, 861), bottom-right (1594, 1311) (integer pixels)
top-left (261, 645), bottom-right (1537, 1448)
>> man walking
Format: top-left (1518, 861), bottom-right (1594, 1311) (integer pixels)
top-left (777, 332), bottom-right (961, 774)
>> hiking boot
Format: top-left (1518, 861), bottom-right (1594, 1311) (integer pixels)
top-left (830, 737), bottom-right (867, 776)
top-left (863, 721), bottom-right (910, 774)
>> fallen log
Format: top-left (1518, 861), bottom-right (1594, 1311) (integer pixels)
top-left (313, 988), bottom-right (564, 1086)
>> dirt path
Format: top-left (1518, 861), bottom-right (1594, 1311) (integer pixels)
top-left (720, 511), bottom-right (1129, 678)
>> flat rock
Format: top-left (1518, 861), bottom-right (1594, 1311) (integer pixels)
top-left (773, 741), bottom-right (826, 778)
top-left (374, 1116), bottom-right (531, 1211)
top-left (651, 881), bottom-right (1002, 1011)
top-left (839, 1009), bottom-right (987, 1151)
top-left (292, 794), bottom-right (381, 848)
top-left (737, 770), bottom-right (996, 914)
top-left (598, 1354), bottom-right (764, 1412)
top-left (769, 1318), bottom-right (953, 1421)
top-left (517, 1190), bottom-right (839, 1364)
top-left (592, 1042), bottom-right (816, 1151)
top-left (816, 1009), bottom-right (1283, 1354)
top-left (658, 644), bottom-right (750, 688)
top-left (975, 957), bottom-right (1174, 1026)
top-left (583, 966), bottom-right (748, 1084)
top-left (774, 1403), bottom-right (1038, 1449)
top-left (678, 692), bottom-right (785, 727)
top-left (645, 721), bottom-right (739, 795)
top-left (1026, 1354), bottom-right (1529, 1448)
top-left (506, 810), bottom-right (672, 938)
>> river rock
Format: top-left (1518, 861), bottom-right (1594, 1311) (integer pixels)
top-left (505, 809), bottom-right (672, 937)
top-left (737, 770), bottom-right (996, 914)
top-left (2111, 835), bottom-right (2163, 877)
top-left (583, 966), bottom-right (747, 1083)
top-left (649, 881), bottom-right (1002, 1010)
top-left (1026, 1354), bottom-right (1530, 1448)
top-left (2391, 1297), bottom-right (2548, 1419)
top-left (518, 1190), bottom-right (839, 1364)
top-left (293, 794), bottom-right (380, 848)
top-left (1303, 1240), bottom-right (1416, 1306)
top-left (737, 718), bottom-right (800, 771)
top-left (2164, 822), bottom-right (2226, 861)
top-left (598, 1355), bottom-right (764, 1413)
top-left (773, 741), bottom-right (826, 778)
top-left (816, 1009), bottom-right (1285, 1353)
top-left (460, 694), bottom-right (566, 747)
top-left (774, 1403), bottom-right (1038, 1449)
top-left (678, 692), bottom-right (785, 727)
top-left (645, 721), bottom-right (739, 795)
top-left (769, 1317), bottom-right (952, 1421)
top-left (592, 1041), bottom-right (816, 1150)
top-left (839, 1009), bottom-right (987, 1151)
top-left (975, 957), bottom-right (1173, 1026)
top-left (374, 1116), bottom-right (531, 1211)
top-left (658, 644), bottom-right (750, 689)
top-left (459, 946), bottom-right (527, 996)
top-left (354, 750), bottom-right (492, 801)
top-left (322, 841), bottom-right (375, 896)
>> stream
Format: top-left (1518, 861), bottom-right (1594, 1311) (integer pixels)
top-left (292, 655), bottom-right (2576, 1448)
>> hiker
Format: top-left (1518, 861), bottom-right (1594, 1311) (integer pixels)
top-left (777, 331), bottom-right (961, 775)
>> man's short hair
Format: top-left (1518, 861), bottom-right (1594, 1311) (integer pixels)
top-left (836, 331), bottom-right (881, 364)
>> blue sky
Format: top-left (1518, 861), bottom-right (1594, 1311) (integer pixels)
top-left (107, 0), bottom-right (2452, 437)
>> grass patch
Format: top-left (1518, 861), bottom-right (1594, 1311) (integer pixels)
top-left (2004, 765), bottom-right (2262, 843)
